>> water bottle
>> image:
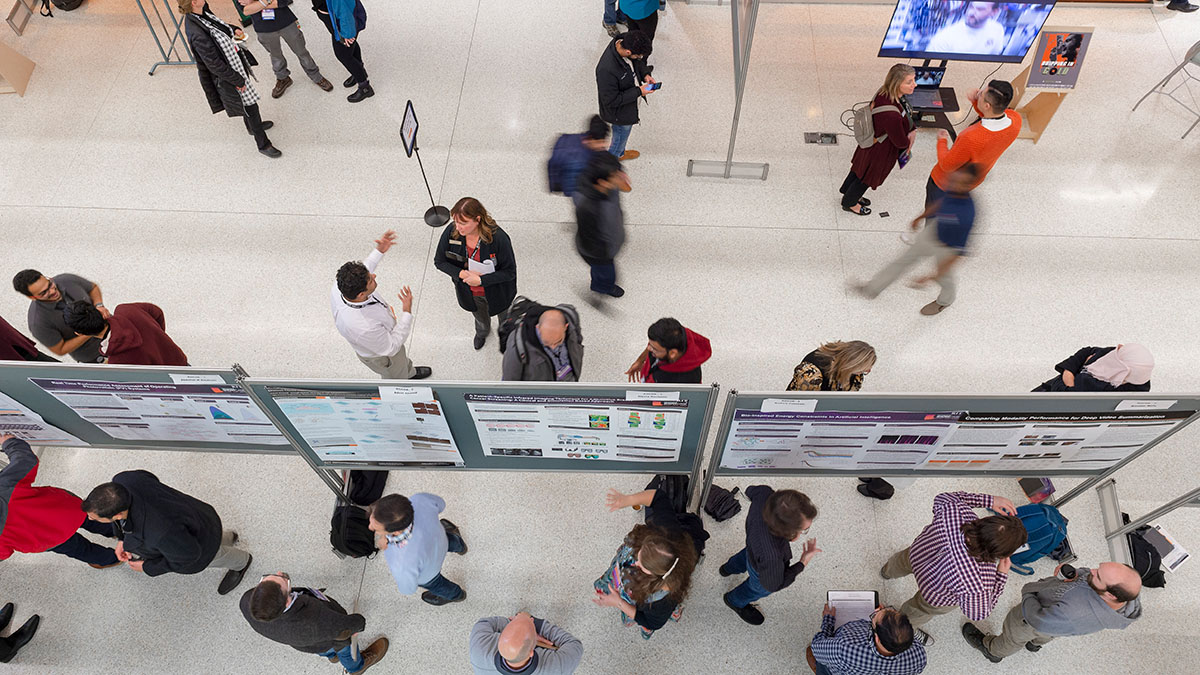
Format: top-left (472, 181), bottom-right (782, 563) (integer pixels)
top-left (1056, 564), bottom-right (1077, 581)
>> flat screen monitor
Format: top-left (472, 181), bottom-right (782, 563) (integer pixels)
top-left (879, 1), bottom-right (1057, 64)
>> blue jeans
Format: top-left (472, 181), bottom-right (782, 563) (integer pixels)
top-left (49, 519), bottom-right (118, 567)
top-left (609, 124), bottom-right (632, 157)
top-left (320, 643), bottom-right (363, 672)
top-left (585, 257), bottom-right (617, 293)
top-left (722, 548), bottom-right (772, 608)
top-left (603, 0), bottom-right (627, 24)
top-left (420, 531), bottom-right (465, 600)
top-left (812, 658), bottom-right (834, 675)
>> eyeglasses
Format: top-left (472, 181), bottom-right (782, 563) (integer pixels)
top-left (260, 572), bottom-right (290, 582)
top-left (30, 281), bottom-right (56, 300)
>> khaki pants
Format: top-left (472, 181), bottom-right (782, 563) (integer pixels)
top-left (863, 223), bottom-right (960, 307)
top-left (984, 604), bottom-right (1056, 657)
top-left (206, 530), bottom-right (250, 570)
top-left (882, 548), bottom-right (957, 627)
top-left (357, 346), bottom-right (415, 379)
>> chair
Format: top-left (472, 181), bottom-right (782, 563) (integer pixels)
top-left (1132, 39), bottom-right (1200, 139)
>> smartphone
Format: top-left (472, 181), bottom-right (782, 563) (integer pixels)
top-left (646, 82), bottom-right (662, 91)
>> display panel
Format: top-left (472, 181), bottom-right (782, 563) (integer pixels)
top-left (879, 0), bottom-right (1057, 63)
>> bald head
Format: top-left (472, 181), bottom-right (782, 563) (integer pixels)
top-left (537, 309), bottom-right (568, 348)
top-left (498, 614), bottom-right (537, 666)
top-left (1093, 562), bottom-right (1142, 603)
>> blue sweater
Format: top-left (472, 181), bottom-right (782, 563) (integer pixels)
top-left (383, 493), bottom-right (449, 594)
top-left (325, 0), bottom-right (357, 40)
top-left (620, 0), bottom-right (657, 21)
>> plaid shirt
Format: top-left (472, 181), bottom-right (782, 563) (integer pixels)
top-left (909, 491), bottom-right (1007, 620)
top-left (810, 616), bottom-right (926, 675)
top-left (196, 9), bottom-right (260, 107)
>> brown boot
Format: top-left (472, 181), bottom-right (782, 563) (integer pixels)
top-left (350, 637), bottom-right (389, 674)
top-left (271, 76), bottom-right (293, 98)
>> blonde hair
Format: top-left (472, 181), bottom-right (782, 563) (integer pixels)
top-left (449, 197), bottom-right (498, 244)
top-left (177, 0), bottom-right (194, 14)
top-left (816, 340), bottom-right (877, 390)
top-left (878, 64), bottom-right (916, 104)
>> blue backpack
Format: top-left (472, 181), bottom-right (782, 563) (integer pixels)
top-left (1009, 503), bottom-right (1068, 575)
top-left (547, 133), bottom-right (591, 196)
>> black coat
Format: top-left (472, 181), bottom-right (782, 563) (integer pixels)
top-left (113, 470), bottom-right (223, 576)
top-left (240, 588), bottom-right (366, 654)
top-left (433, 224), bottom-right (518, 316)
top-left (185, 11), bottom-right (258, 118)
top-left (1032, 346), bottom-right (1152, 393)
top-left (596, 39), bottom-right (649, 126)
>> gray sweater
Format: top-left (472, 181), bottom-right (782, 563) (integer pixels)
top-left (1020, 569), bottom-right (1142, 636)
top-left (469, 616), bottom-right (583, 675)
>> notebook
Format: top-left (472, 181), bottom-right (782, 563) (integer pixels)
top-left (827, 590), bottom-right (879, 630)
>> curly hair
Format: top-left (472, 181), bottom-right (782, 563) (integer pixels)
top-left (621, 524), bottom-right (697, 605)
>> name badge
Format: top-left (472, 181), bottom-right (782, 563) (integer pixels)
top-left (261, 8), bottom-right (275, 19)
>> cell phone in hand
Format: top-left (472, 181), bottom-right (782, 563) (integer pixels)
top-left (646, 82), bottom-right (662, 91)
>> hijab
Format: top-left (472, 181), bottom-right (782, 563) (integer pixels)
top-left (1084, 344), bottom-right (1154, 386)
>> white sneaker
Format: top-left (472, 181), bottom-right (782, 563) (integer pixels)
top-left (900, 230), bottom-right (916, 245)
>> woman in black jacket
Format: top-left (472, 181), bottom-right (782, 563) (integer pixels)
top-left (1033, 344), bottom-right (1154, 392)
top-left (180, 0), bottom-right (281, 157)
top-left (433, 198), bottom-right (517, 350)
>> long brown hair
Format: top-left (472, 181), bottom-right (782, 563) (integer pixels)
top-left (449, 197), bottom-right (498, 244)
top-left (815, 340), bottom-right (877, 390)
top-left (622, 524), bottom-right (697, 605)
top-left (877, 64), bottom-right (916, 104)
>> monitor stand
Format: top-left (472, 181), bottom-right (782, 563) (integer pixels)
top-left (913, 59), bottom-right (959, 141)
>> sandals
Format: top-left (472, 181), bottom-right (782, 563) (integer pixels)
top-left (842, 205), bottom-right (872, 216)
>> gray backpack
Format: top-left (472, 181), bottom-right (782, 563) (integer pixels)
top-left (851, 101), bottom-right (901, 149)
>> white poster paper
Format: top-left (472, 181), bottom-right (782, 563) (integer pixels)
top-left (761, 398), bottom-right (818, 413)
top-left (1116, 399), bottom-right (1176, 411)
top-left (0, 392), bottom-right (88, 446)
top-left (625, 390), bottom-right (680, 402)
top-left (168, 373), bottom-right (225, 385)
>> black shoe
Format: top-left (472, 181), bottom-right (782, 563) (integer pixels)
top-left (348, 85), bottom-right (375, 103)
top-left (0, 615), bottom-right (39, 664)
top-left (723, 592), bottom-right (764, 625)
top-left (441, 519), bottom-right (468, 554)
top-left (1167, 1), bottom-right (1199, 11)
top-left (0, 603), bottom-right (12, 632)
top-left (1025, 642), bottom-right (1042, 653)
top-left (473, 334), bottom-right (487, 350)
top-left (421, 588), bottom-right (466, 606)
top-left (259, 145), bottom-right (282, 159)
top-left (343, 75), bottom-right (357, 88)
top-left (218, 554), bottom-right (252, 595)
top-left (249, 121), bottom-right (274, 135)
top-left (230, 531), bottom-right (239, 544)
top-left (606, 285), bottom-right (625, 298)
top-left (411, 366), bottom-right (432, 380)
top-left (859, 197), bottom-right (871, 207)
top-left (962, 623), bottom-right (1003, 663)
top-left (718, 564), bottom-right (733, 577)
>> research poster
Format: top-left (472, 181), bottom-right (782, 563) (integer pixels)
top-left (269, 386), bottom-right (464, 466)
top-left (466, 393), bottom-right (688, 462)
top-left (31, 378), bottom-right (286, 446)
top-left (721, 407), bottom-right (1193, 472)
top-left (0, 391), bottom-right (88, 446)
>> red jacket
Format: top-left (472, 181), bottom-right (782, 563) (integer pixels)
top-left (850, 93), bottom-right (915, 189)
top-left (0, 315), bottom-right (41, 361)
top-left (0, 438), bottom-right (86, 559)
top-left (103, 303), bottom-right (189, 366)
top-left (640, 327), bottom-right (712, 384)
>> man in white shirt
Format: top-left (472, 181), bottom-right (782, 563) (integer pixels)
top-left (925, 2), bottom-right (1006, 56)
top-left (331, 230), bottom-right (431, 379)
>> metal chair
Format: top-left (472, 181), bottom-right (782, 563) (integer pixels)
top-left (1132, 39), bottom-right (1200, 139)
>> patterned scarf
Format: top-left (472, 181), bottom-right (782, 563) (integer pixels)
top-left (194, 8), bottom-right (260, 108)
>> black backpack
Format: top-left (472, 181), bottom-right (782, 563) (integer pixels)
top-left (347, 470), bottom-right (387, 506)
top-left (704, 478), bottom-right (742, 522)
top-left (1124, 515), bottom-right (1167, 588)
top-left (40, 0), bottom-right (83, 16)
top-left (331, 503), bottom-right (377, 559)
top-left (496, 296), bottom-right (543, 354)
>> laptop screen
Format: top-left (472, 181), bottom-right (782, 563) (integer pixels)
top-left (914, 67), bottom-right (946, 88)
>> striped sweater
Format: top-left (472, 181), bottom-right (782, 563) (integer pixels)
top-left (930, 104), bottom-right (1021, 191)
top-left (908, 492), bottom-right (1007, 621)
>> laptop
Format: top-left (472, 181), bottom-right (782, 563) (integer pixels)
top-left (907, 66), bottom-right (945, 109)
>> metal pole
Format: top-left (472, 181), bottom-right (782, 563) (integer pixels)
top-left (1106, 485), bottom-right (1200, 541)
top-left (723, 0), bottom-right (761, 178)
top-left (685, 383), bottom-right (722, 508)
top-left (696, 389), bottom-right (739, 514)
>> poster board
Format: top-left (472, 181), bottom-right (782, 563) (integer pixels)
top-left (241, 378), bottom-right (718, 475)
top-left (401, 99), bottom-right (418, 158)
top-left (1026, 26), bottom-right (1093, 90)
top-left (0, 362), bottom-right (291, 454)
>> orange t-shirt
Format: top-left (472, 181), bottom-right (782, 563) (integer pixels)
top-left (930, 104), bottom-right (1022, 191)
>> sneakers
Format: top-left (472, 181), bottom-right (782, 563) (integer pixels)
top-left (421, 588), bottom-right (467, 606)
top-left (440, 519), bottom-right (468, 554)
top-left (348, 84), bottom-right (375, 103)
top-left (723, 592), bottom-right (765, 625)
top-left (603, 23), bottom-right (621, 37)
top-left (619, 150), bottom-right (640, 160)
top-left (349, 637), bottom-right (389, 674)
top-left (919, 301), bottom-right (948, 316)
top-left (316, 77), bottom-right (334, 91)
top-left (217, 554), bottom-right (253, 595)
top-left (961, 623), bottom-right (1003, 663)
top-left (271, 76), bottom-right (292, 99)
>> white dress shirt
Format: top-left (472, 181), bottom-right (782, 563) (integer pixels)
top-left (330, 248), bottom-right (414, 358)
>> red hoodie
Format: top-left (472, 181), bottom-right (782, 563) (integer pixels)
top-left (103, 303), bottom-right (189, 366)
top-left (640, 327), bottom-right (712, 384)
top-left (0, 438), bottom-right (86, 559)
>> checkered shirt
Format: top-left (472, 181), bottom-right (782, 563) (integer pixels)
top-left (810, 616), bottom-right (927, 675)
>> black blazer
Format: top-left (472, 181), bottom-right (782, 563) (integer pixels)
top-left (185, 10), bottom-right (257, 118)
top-left (595, 39), bottom-right (649, 126)
top-left (113, 470), bottom-right (223, 576)
top-left (433, 224), bottom-right (517, 316)
top-left (240, 588), bottom-right (366, 654)
top-left (1032, 346), bottom-right (1152, 393)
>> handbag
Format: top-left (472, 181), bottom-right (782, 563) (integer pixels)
top-left (703, 478), bottom-right (741, 522)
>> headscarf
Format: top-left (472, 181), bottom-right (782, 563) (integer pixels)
top-left (1084, 344), bottom-right (1154, 386)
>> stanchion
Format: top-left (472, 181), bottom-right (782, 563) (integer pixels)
top-left (401, 99), bottom-right (450, 227)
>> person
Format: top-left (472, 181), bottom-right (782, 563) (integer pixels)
top-left (0, 603), bottom-right (38, 664)
top-left (962, 562), bottom-right (1143, 662)
top-left (332, 230), bottom-right (432, 380)
top-left (12, 269), bottom-right (107, 363)
top-left (311, 0), bottom-right (372, 102)
top-left (787, 341), bottom-right (876, 392)
top-left (63, 301), bottom-right (189, 367)
top-left (236, 0), bottom-right (333, 97)
top-left (925, 2), bottom-right (1006, 55)
top-left (181, 0), bottom-right (282, 158)
top-left (1032, 344), bottom-right (1153, 393)
top-left (366, 493), bottom-right (468, 606)
top-left (81, 470), bottom-right (253, 595)
top-left (0, 315), bottom-right (56, 362)
top-left (840, 64), bottom-right (916, 216)
top-left (596, 482), bottom-right (702, 639)
top-left (880, 491), bottom-right (1025, 628)
top-left (619, 0), bottom-right (660, 43)
top-left (433, 198), bottom-right (518, 350)
top-left (924, 81), bottom-right (1020, 209)
top-left (626, 318), bottom-right (712, 384)
top-left (596, 31), bottom-right (658, 160)
top-left (721, 486), bottom-right (820, 626)
top-left (857, 163), bottom-right (980, 316)
top-left (469, 611), bottom-right (584, 674)
top-left (548, 115), bottom-right (610, 198)
top-left (601, 0), bottom-right (627, 37)
top-left (573, 152), bottom-right (630, 298)
top-left (501, 305), bottom-right (584, 382)
top-left (0, 435), bottom-right (120, 569)
top-left (241, 571), bottom-right (389, 674)
top-left (808, 605), bottom-right (927, 675)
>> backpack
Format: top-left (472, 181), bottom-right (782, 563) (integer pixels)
top-left (330, 503), bottom-right (377, 559)
top-left (703, 478), bottom-right (742, 522)
top-left (851, 101), bottom-right (901, 149)
top-left (547, 133), bottom-right (589, 196)
top-left (40, 0), bottom-right (83, 16)
top-left (347, 470), bottom-right (387, 506)
top-left (1124, 514), bottom-right (1167, 588)
top-left (644, 475), bottom-right (710, 557)
top-left (1009, 503), bottom-right (1069, 575)
top-left (511, 304), bottom-right (582, 371)
top-left (496, 296), bottom-right (543, 355)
